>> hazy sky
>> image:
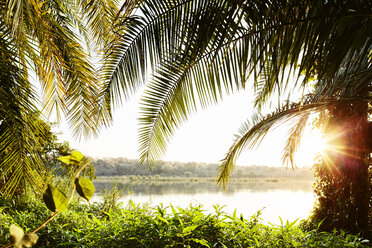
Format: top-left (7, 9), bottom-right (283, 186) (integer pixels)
top-left (54, 87), bottom-right (320, 167)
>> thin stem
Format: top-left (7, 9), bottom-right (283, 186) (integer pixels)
top-left (30, 212), bottom-right (58, 234)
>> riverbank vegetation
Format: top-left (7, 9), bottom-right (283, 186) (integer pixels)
top-left (93, 157), bottom-right (313, 180)
top-left (0, 196), bottom-right (370, 248)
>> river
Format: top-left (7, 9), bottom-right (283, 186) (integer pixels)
top-left (93, 178), bottom-right (315, 225)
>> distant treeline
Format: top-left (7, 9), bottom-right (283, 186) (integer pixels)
top-left (92, 157), bottom-right (313, 179)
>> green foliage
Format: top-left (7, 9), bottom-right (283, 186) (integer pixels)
top-left (101, 0), bottom-right (372, 235)
top-left (43, 185), bottom-right (69, 212)
top-left (304, 101), bottom-right (372, 237)
top-left (0, 113), bottom-right (50, 196)
top-left (103, 0), bottom-right (372, 168)
top-left (0, 0), bottom-right (117, 196)
top-left (0, 151), bottom-right (95, 247)
top-left (0, 197), bottom-right (370, 248)
top-left (308, 157), bottom-right (372, 237)
top-left (0, 115), bottom-right (89, 197)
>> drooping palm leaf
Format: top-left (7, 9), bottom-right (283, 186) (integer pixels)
top-left (2, 0), bottom-right (122, 138)
top-left (0, 0), bottom-right (122, 194)
top-left (216, 95), bottom-right (364, 189)
top-left (0, 26), bottom-right (44, 194)
top-left (282, 114), bottom-right (310, 169)
top-left (105, 0), bottom-right (371, 169)
top-left (102, 0), bottom-right (245, 108)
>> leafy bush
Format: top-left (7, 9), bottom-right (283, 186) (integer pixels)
top-left (309, 156), bottom-right (372, 239)
top-left (0, 197), bottom-right (370, 248)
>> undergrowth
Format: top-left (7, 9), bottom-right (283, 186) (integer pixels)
top-left (0, 196), bottom-right (370, 248)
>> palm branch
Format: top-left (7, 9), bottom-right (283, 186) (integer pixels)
top-left (103, 0), bottom-right (371, 168)
top-left (0, 0), bottom-right (123, 194)
top-left (0, 26), bottom-right (44, 194)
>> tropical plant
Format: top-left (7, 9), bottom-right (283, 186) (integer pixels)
top-left (0, 0), bottom-right (120, 195)
top-left (0, 115), bottom-right (68, 195)
top-left (102, 0), bottom-right (372, 235)
top-left (0, 151), bottom-right (95, 248)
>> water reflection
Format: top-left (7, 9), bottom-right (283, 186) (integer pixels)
top-left (93, 178), bottom-right (315, 225)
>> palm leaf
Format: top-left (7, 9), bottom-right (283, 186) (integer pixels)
top-left (282, 114), bottom-right (310, 169)
top-left (217, 96), bottom-right (329, 189)
top-left (0, 0), bottom-right (123, 194)
top-left (108, 1), bottom-right (371, 167)
top-left (0, 28), bottom-right (44, 194)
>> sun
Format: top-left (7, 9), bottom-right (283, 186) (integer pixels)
top-left (295, 128), bottom-right (327, 167)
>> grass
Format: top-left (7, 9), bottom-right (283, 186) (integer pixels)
top-left (0, 196), bottom-right (370, 248)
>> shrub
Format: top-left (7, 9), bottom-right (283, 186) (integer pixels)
top-left (1, 197), bottom-right (370, 248)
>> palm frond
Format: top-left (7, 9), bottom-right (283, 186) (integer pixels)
top-left (102, 0), bottom-right (245, 109)
top-left (138, 33), bottom-right (252, 163)
top-left (112, 0), bottom-right (372, 167)
top-left (138, 62), bottom-right (196, 163)
top-left (1, 0), bottom-right (116, 138)
top-left (0, 0), bottom-right (122, 193)
top-left (281, 114), bottom-right (310, 169)
top-left (0, 29), bottom-right (44, 195)
top-left (74, 0), bottom-right (120, 49)
top-left (0, 109), bottom-right (45, 195)
top-left (217, 95), bottom-right (331, 189)
top-left (313, 52), bottom-right (372, 99)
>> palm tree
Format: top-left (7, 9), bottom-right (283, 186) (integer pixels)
top-left (0, 0), bottom-right (119, 195)
top-left (103, 0), bottom-right (372, 234)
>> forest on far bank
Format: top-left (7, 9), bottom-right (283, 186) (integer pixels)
top-left (92, 157), bottom-right (314, 180)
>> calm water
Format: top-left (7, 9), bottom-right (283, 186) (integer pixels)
top-left (93, 178), bottom-right (315, 225)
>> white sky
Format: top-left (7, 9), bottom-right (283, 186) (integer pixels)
top-left (53, 87), bottom-right (320, 167)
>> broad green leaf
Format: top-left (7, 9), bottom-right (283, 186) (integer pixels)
top-left (71, 151), bottom-right (84, 161)
top-left (43, 184), bottom-right (68, 212)
top-left (57, 155), bottom-right (73, 164)
top-left (58, 151), bottom-right (84, 165)
top-left (75, 177), bottom-right (95, 201)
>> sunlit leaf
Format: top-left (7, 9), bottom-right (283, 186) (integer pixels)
top-left (75, 177), bottom-right (95, 201)
top-left (58, 151), bottom-right (84, 165)
top-left (182, 225), bottom-right (198, 234)
top-left (71, 151), bottom-right (84, 161)
top-left (43, 184), bottom-right (68, 212)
